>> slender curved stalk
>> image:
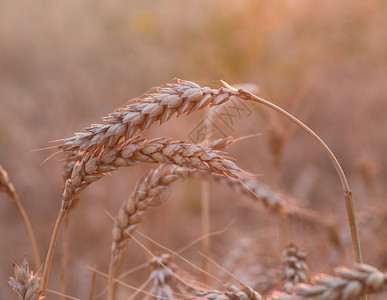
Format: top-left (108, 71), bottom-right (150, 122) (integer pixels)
top-left (0, 166), bottom-right (41, 270)
top-left (201, 180), bottom-right (210, 284)
top-left (238, 88), bottom-right (362, 265)
top-left (108, 262), bottom-right (115, 300)
top-left (88, 266), bottom-right (97, 300)
top-left (40, 207), bottom-right (67, 299)
top-left (59, 213), bottom-right (70, 300)
top-left (8, 188), bottom-right (42, 270)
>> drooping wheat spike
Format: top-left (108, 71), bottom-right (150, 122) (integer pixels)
top-left (64, 137), bottom-right (242, 209)
top-left (142, 253), bottom-right (264, 300)
top-left (8, 259), bottom-right (42, 300)
top-left (109, 162), bottom-right (288, 300)
top-left (193, 169), bottom-right (334, 229)
top-left (110, 165), bottom-right (184, 264)
top-left (177, 275), bottom-right (264, 300)
top-left (196, 171), bottom-right (285, 211)
top-left (108, 163), bottom-right (226, 300)
top-left (270, 264), bottom-right (387, 300)
top-left (0, 166), bottom-right (41, 269)
top-left (144, 254), bottom-right (176, 300)
top-left (279, 244), bottom-right (309, 293)
top-left (110, 163), bottom-right (329, 267)
top-left (58, 80), bottom-right (239, 154)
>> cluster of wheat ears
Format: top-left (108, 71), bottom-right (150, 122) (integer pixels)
top-left (3, 79), bottom-right (387, 300)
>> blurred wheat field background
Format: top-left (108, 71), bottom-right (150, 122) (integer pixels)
top-left (1, 0), bottom-right (387, 299)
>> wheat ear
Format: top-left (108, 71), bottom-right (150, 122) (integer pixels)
top-left (64, 137), bottom-right (242, 207)
top-left (8, 259), bottom-right (42, 300)
top-left (58, 80), bottom-right (239, 153)
top-left (108, 165), bottom-right (190, 300)
top-left (0, 166), bottom-right (41, 270)
top-left (271, 264), bottom-right (387, 300)
top-left (176, 274), bottom-right (264, 300)
top-left (144, 254), bottom-right (176, 300)
top-left (279, 244), bottom-right (309, 293)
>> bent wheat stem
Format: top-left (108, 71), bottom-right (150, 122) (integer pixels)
top-left (238, 88), bottom-right (362, 266)
top-left (40, 207), bottom-right (67, 300)
top-left (0, 166), bottom-right (41, 270)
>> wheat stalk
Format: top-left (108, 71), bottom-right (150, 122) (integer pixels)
top-left (0, 166), bottom-right (41, 270)
top-left (271, 264), bottom-right (387, 300)
top-left (57, 79), bottom-right (362, 265)
top-left (58, 79), bottom-right (362, 263)
top-left (41, 79), bottom-right (362, 299)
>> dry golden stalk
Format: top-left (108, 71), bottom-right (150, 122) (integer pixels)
top-left (0, 166), bottom-right (41, 270)
top-left (271, 264), bottom-right (387, 300)
top-left (60, 79), bottom-right (362, 261)
top-left (8, 259), bottom-right (42, 300)
top-left (58, 78), bottom-right (362, 262)
top-left (279, 244), bottom-right (309, 293)
top-left (57, 79), bottom-right (362, 266)
top-left (58, 80), bottom-right (239, 153)
top-left (44, 79), bottom-right (362, 299)
top-left (236, 87), bottom-right (362, 266)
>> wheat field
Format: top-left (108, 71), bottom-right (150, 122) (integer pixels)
top-left (1, 0), bottom-right (387, 299)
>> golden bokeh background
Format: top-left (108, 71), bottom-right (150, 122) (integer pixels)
top-left (1, 0), bottom-right (386, 298)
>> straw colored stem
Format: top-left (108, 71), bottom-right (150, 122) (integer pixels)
top-left (0, 166), bottom-right (41, 270)
top-left (40, 207), bottom-right (67, 299)
top-left (201, 180), bottom-right (210, 284)
top-left (9, 189), bottom-right (41, 270)
top-left (88, 266), bottom-right (97, 300)
top-left (108, 263), bottom-right (115, 300)
top-left (239, 88), bottom-right (362, 265)
top-left (59, 213), bottom-right (70, 300)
